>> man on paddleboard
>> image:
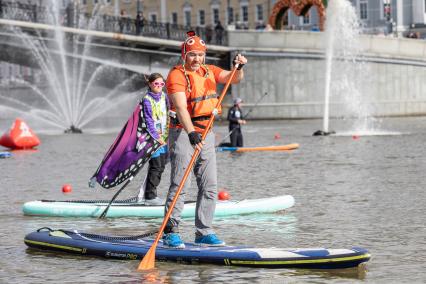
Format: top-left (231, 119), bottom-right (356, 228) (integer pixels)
top-left (163, 31), bottom-right (247, 248)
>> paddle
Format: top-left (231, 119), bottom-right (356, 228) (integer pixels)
top-left (216, 91), bottom-right (268, 147)
top-left (98, 172), bottom-right (137, 219)
top-left (98, 143), bottom-right (166, 219)
top-left (137, 65), bottom-right (240, 271)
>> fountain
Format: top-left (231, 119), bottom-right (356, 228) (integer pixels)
top-left (314, 0), bottom-right (381, 136)
top-left (0, 2), bottom-right (148, 134)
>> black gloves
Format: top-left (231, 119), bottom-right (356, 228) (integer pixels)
top-left (188, 131), bottom-right (202, 145)
top-left (233, 54), bottom-right (245, 70)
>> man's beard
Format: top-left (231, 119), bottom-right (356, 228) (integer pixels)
top-left (188, 63), bottom-right (201, 71)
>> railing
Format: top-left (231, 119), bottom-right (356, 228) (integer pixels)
top-left (0, 1), bottom-right (228, 45)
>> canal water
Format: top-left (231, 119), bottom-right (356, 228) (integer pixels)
top-left (0, 117), bottom-right (425, 283)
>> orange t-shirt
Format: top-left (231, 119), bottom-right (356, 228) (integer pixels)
top-left (166, 64), bottom-right (224, 95)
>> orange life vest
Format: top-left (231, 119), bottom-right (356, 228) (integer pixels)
top-left (170, 64), bottom-right (221, 132)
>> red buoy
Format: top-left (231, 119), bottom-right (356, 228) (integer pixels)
top-left (218, 190), bottom-right (230, 201)
top-left (0, 118), bottom-right (40, 150)
top-left (62, 184), bottom-right (72, 193)
top-left (274, 133), bottom-right (281, 140)
top-left (352, 135), bottom-right (359, 140)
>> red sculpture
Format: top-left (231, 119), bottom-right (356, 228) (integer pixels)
top-left (269, 0), bottom-right (326, 31)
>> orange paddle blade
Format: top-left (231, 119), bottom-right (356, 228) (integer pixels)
top-left (235, 143), bottom-right (299, 152)
top-left (137, 245), bottom-right (157, 271)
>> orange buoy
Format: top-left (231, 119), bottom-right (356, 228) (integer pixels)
top-left (0, 118), bottom-right (40, 150)
top-left (218, 190), bottom-right (230, 201)
top-left (62, 184), bottom-right (72, 193)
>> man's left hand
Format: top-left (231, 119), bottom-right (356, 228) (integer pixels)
top-left (233, 54), bottom-right (247, 70)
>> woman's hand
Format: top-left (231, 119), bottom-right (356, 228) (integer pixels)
top-left (158, 138), bottom-right (165, 145)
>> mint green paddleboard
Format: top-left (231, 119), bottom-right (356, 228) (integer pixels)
top-left (22, 195), bottom-right (294, 218)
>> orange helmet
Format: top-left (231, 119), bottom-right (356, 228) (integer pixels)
top-left (181, 31), bottom-right (206, 59)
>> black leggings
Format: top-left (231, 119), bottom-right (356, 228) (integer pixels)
top-left (144, 153), bottom-right (167, 200)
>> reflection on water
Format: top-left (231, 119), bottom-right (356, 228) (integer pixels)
top-left (215, 212), bottom-right (297, 236)
top-left (25, 248), bottom-right (367, 283)
top-left (335, 130), bottom-right (403, 136)
top-left (282, 263), bottom-right (367, 280)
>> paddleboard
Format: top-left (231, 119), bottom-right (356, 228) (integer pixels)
top-left (0, 151), bottom-right (12, 158)
top-left (22, 195), bottom-right (295, 218)
top-left (24, 227), bottom-right (371, 269)
top-left (217, 143), bottom-right (299, 153)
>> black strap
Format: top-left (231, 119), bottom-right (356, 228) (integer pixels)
top-left (37, 227), bottom-right (54, 232)
top-left (78, 230), bottom-right (158, 241)
top-left (193, 121), bottom-right (207, 129)
top-left (47, 228), bottom-right (158, 241)
top-left (171, 115), bottom-right (210, 127)
top-left (189, 94), bottom-right (218, 103)
top-left (192, 116), bottom-right (210, 121)
top-left (99, 178), bottom-right (131, 219)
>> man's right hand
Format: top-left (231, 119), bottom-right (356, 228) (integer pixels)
top-left (188, 131), bottom-right (204, 150)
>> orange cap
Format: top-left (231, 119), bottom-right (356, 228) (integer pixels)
top-left (181, 31), bottom-right (206, 59)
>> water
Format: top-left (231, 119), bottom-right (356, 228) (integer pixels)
top-left (322, 0), bottom-right (378, 134)
top-left (1, 118), bottom-right (425, 283)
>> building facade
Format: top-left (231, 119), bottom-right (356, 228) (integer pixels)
top-left (72, 0), bottom-right (426, 34)
top-left (2, 0), bottom-right (426, 81)
top-left (80, 0), bottom-right (277, 30)
top-left (4, 0), bottom-right (426, 33)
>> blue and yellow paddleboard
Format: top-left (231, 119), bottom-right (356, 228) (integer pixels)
top-left (24, 228), bottom-right (370, 269)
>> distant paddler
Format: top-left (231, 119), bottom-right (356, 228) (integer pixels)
top-left (227, 97), bottom-right (246, 147)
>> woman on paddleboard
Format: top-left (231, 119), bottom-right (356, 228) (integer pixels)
top-left (138, 73), bottom-right (170, 206)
